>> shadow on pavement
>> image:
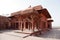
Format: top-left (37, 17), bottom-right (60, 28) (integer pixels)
top-left (33, 28), bottom-right (60, 39)
top-left (0, 29), bottom-right (15, 33)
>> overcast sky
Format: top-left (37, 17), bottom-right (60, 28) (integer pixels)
top-left (0, 0), bottom-right (60, 27)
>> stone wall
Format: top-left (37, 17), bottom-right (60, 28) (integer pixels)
top-left (0, 16), bottom-right (11, 30)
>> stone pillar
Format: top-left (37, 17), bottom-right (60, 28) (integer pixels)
top-left (18, 21), bottom-right (20, 30)
top-left (32, 21), bottom-right (34, 31)
top-left (29, 22), bottom-right (30, 30)
top-left (33, 23), bottom-right (35, 31)
top-left (28, 22), bottom-right (29, 30)
top-left (50, 22), bottom-right (52, 29)
top-left (21, 21), bottom-right (23, 31)
top-left (46, 22), bottom-right (48, 30)
top-left (30, 22), bottom-right (32, 30)
top-left (20, 22), bottom-right (22, 29)
top-left (24, 22), bottom-right (26, 30)
top-left (14, 23), bottom-right (16, 29)
top-left (31, 16), bottom-right (35, 31)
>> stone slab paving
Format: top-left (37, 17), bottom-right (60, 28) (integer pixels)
top-left (0, 33), bottom-right (23, 40)
top-left (0, 28), bottom-right (60, 40)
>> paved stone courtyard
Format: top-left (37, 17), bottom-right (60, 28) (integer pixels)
top-left (0, 28), bottom-right (60, 40)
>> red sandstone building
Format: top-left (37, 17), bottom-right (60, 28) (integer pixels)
top-left (9, 5), bottom-right (53, 34)
top-left (0, 15), bottom-right (10, 30)
top-left (0, 5), bottom-right (53, 34)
